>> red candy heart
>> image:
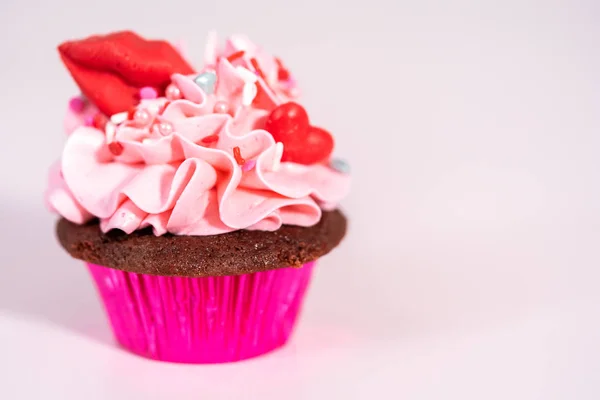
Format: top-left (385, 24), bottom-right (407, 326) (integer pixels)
top-left (265, 102), bottom-right (309, 141)
top-left (58, 31), bottom-right (195, 116)
top-left (265, 102), bottom-right (334, 165)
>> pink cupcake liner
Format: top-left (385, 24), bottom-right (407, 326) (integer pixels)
top-left (86, 261), bottom-right (315, 363)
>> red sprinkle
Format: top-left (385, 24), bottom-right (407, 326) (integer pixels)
top-left (92, 113), bottom-right (108, 130)
top-left (252, 83), bottom-right (272, 109)
top-left (158, 101), bottom-right (171, 115)
top-left (149, 121), bottom-right (159, 133)
top-left (275, 57), bottom-right (290, 81)
top-left (127, 106), bottom-right (137, 120)
top-left (201, 134), bottom-right (219, 144)
top-left (227, 50), bottom-right (245, 62)
top-left (108, 141), bottom-right (123, 156)
top-left (250, 58), bottom-right (265, 79)
top-left (233, 146), bottom-right (245, 165)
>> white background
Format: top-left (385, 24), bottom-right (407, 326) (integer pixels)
top-left (1, 0), bottom-right (599, 398)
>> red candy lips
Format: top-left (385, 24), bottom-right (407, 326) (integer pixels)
top-left (58, 31), bottom-right (335, 166)
top-left (265, 102), bottom-right (334, 165)
top-left (58, 31), bottom-right (194, 116)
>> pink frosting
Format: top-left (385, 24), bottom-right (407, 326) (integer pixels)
top-left (46, 35), bottom-right (350, 236)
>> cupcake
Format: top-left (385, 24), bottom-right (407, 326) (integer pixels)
top-left (46, 31), bottom-right (350, 363)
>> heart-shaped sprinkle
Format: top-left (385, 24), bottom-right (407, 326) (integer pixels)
top-left (282, 126), bottom-right (334, 165)
top-left (329, 157), bottom-right (350, 174)
top-left (265, 102), bottom-right (309, 142)
top-left (264, 102), bottom-right (334, 165)
top-left (194, 71), bottom-right (217, 94)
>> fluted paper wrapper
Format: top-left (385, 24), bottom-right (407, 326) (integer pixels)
top-left (86, 261), bottom-right (315, 363)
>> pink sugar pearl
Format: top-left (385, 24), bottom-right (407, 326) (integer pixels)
top-left (157, 121), bottom-right (173, 136)
top-left (165, 84), bottom-right (182, 100)
top-left (133, 109), bottom-right (151, 125)
top-left (139, 87), bottom-right (158, 100)
top-left (242, 159), bottom-right (256, 172)
top-left (213, 101), bottom-right (230, 114)
top-left (69, 96), bottom-right (86, 113)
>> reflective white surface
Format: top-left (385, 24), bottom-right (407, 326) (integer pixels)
top-left (1, 0), bottom-right (599, 398)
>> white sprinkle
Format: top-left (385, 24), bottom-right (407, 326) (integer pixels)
top-left (272, 142), bottom-right (284, 171)
top-left (110, 112), bottom-right (128, 125)
top-left (105, 122), bottom-right (116, 143)
top-left (236, 66), bottom-right (258, 83)
top-left (241, 82), bottom-right (258, 106)
top-left (203, 30), bottom-right (218, 65)
top-left (229, 35), bottom-right (249, 52)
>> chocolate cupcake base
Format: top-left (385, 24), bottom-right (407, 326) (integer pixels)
top-left (57, 209), bottom-right (347, 277)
